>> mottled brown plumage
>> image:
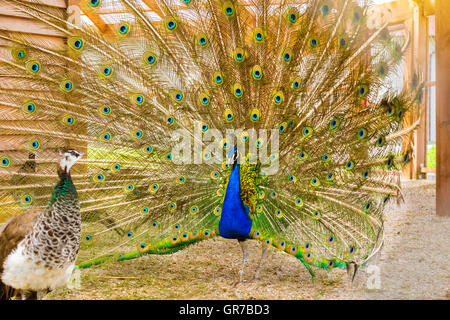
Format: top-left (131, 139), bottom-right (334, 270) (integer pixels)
top-left (0, 209), bottom-right (40, 300)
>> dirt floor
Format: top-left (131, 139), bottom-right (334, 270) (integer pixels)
top-left (46, 179), bottom-right (449, 300)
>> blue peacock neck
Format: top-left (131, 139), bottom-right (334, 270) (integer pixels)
top-left (219, 162), bottom-right (253, 240)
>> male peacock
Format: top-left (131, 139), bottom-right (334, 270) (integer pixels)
top-left (0, 0), bottom-right (421, 283)
top-left (0, 149), bottom-right (85, 300)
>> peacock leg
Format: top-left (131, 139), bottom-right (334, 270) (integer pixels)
top-left (254, 245), bottom-right (269, 280)
top-left (237, 239), bottom-right (249, 283)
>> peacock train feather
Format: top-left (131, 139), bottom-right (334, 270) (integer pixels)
top-left (0, 0), bottom-right (421, 278)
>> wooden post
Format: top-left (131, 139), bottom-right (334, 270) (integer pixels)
top-left (436, 0), bottom-right (450, 217)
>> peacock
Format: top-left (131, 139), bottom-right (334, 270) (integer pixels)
top-left (0, 0), bottom-right (422, 284)
top-left (0, 149), bottom-right (85, 300)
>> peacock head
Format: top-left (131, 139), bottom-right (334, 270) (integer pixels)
top-left (227, 146), bottom-right (239, 166)
top-left (58, 149), bottom-right (86, 174)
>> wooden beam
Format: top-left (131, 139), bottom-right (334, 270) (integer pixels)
top-left (436, 0), bottom-right (450, 216)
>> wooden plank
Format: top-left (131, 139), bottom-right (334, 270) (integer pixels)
top-left (21, 0), bottom-right (67, 8)
top-left (0, 15), bottom-right (65, 37)
top-left (436, 0), bottom-right (450, 216)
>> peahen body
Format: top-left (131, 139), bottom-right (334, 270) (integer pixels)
top-left (0, 0), bottom-right (421, 282)
top-left (0, 150), bottom-right (85, 299)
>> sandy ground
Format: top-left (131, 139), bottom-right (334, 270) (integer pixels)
top-left (43, 179), bottom-right (449, 300)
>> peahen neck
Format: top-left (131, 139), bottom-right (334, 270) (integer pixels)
top-left (48, 168), bottom-right (78, 206)
top-left (219, 162), bottom-right (253, 239)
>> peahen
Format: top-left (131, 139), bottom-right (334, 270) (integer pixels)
top-left (0, 0), bottom-right (421, 283)
top-left (0, 149), bottom-right (85, 299)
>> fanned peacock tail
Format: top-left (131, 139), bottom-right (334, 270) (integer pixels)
top-left (0, 0), bottom-right (421, 275)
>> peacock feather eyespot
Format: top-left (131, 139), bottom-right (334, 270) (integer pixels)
top-left (256, 138), bottom-right (264, 149)
top-left (1, 156), bottom-right (10, 168)
top-left (182, 0), bottom-right (191, 4)
top-left (131, 93), bottom-right (145, 105)
top-left (144, 145), bottom-right (153, 154)
top-left (87, 0), bottom-right (101, 8)
top-left (62, 114), bottom-right (76, 126)
top-left (364, 202), bottom-right (371, 213)
top-left (214, 206), bottom-right (222, 216)
top-left (151, 221), bottom-right (158, 229)
top-left (117, 23), bottom-right (130, 36)
top-left (291, 77), bottom-right (301, 90)
top-left (196, 32), bottom-right (209, 47)
top-left (358, 85), bottom-right (368, 97)
top-left (232, 83), bottom-right (244, 98)
top-left (383, 157), bottom-right (395, 171)
top-left (126, 231), bottom-right (134, 238)
top-left (138, 243), bottom-right (149, 253)
top-left (275, 209), bottom-right (283, 219)
top-left (177, 176), bottom-right (186, 184)
top-left (201, 123), bottom-right (209, 132)
top-left (170, 90), bottom-right (184, 103)
top-left (327, 261), bottom-right (334, 269)
top-left (149, 183), bottom-right (159, 193)
top-left (298, 151), bottom-right (308, 161)
top-left (338, 37), bottom-right (347, 48)
top-left (285, 8), bottom-right (299, 25)
top-left (304, 242), bottom-right (311, 251)
top-left (112, 163), bottom-right (121, 171)
top-left (322, 154), bottom-right (331, 162)
top-left (224, 108), bottom-right (234, 122)
top-left (329, 118), bottom-right (341, 130)
top-left (167, 115), bottom-right (175, 126)
top-left (251, 65), bottom-right (263, 80)
top-left (273, 91), bottom-right (284, 105)
top-left (60, 79), bottom-right (74, 93)
top-left (133, 130), bottom-right (143, 139)
top-left (170, 236), bottom-right (180, 245)
top-left (295, 198), bottom-right (304, 208)
top-left (309, 38), bottom-right (318, 48)
top-left (250, 108), bottom-right (261, 122)
top-left (203, 151), bottom-right (211, 161)
top-left (21, 194), bottom-right (33, 205)
top-left (277, 239), bottom-right (286, 250)
top-left (258, 190), bottom-right (265, 199)
top-left (99, 64), bottom-right (113, 78)
top-left (327, 235), bottom-right (335, 245)
top-left (198, 92), bottom-right (210, 106)
top-left (256, 205), bottom-right (263, 213)
top-left (202, 230), bottom-right (211, 239)
top-left (181, 232), bottom-right (190, 242)
top-left (210, 171), bottom-right (220, 179)
top-left (321, 4), bottom-right (330, 15)
top-left (263, 239), bottom-right (272, 247)
top-left (287, 245), bottom-right (297, 256)
top-left (83, 234), bottom-right (94, 244)
top-left (302, 126), bottom-right (313, 138)
top-left (253, 28), bottom-right (265, 43)
top-left (69, 37), bottom-right (84, 51)
top-left (164, 16), bottom-right (178, 31)
top-left (326, 172), bottom-right (334, 182)
top-left (357, 128), bottom-right (368, 141)
top-left (125, 184), bottom-right (135, 192)
top-left (362, 170), bottom-right (369, 179)
top-left (173, 223), bottom-right (181, 232)
top-left (212, 72), bottom-right (224, 85)
top-left (143, 51), bottom-right (157, 66)
top-left (310, 177), bottom-right (320, 188)
top-left (217, 188), bottom-right (224, 197)
top-left (270, 191), bottom-right (277, 199)
top-left (282, 48), bottom-right (292, 63)
top-left (349, 246), bottom-right (355, 256)
top-left (383, 195), bottom-right (390, 204)
top-left (100, 132), bottom-right (111, 142)
top-left (26, 60), bottom-right (41, 75)
top-left (94, 173), bottom-right (105, 182)
top-left (304, 252), bottom-right (312, 261)
top-left (168, 202), bottom-right (177, 211)
top-left (22, 101), bottom-right (37, 115)
top-left (25, 139), bottom-right (40, 151)
top-left (223, 1), bottom-right (235, 17)
top-left (141, 207), bottom-right (149, 215)
top-left (278, 121), bottom-right (288, 134)
top-left (190, 205), bottom-right (199, 214)
top-left (345, 160), bottom-right (356, 171)
top-left (289, 175), bottom-right (297, 183)
top-left (12, 47), bottom-right (27, 61)
top-left (313, 210), bottom-right (321, 219)
top-left (98, 105), bottom-right (112, 116)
